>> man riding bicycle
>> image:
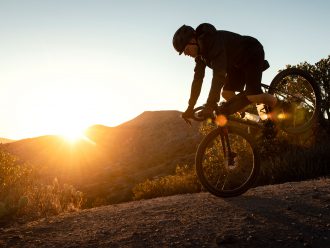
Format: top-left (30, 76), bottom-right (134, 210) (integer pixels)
top-left (173, 23), bottom-right (278, 119)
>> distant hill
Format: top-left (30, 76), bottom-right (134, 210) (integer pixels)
top-left (0, 138), bottom-right (14, 144)
top-left (1, 111), bottom-right (203, 204)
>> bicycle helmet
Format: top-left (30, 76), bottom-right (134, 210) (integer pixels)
top-left (195, 23), bottom-right (216, 37)
top-left (172, 25), bottom-right (195, 55)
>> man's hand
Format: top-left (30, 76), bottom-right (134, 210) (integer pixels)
top-left (198, 104), bottom-right (215, 119)
top-left (181, 105), bottom-right (194, 119)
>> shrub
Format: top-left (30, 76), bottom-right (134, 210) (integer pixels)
top-left (0, 149), bottom-right (85, 225)
top-left (132, 164), bottom-right (201, 200)
top-left (256, 126), bottom-right (330, 185)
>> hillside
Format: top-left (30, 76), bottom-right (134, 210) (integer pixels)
top-left (0, 138), bottom-right (14, 144)
top-left (1, 111), bottom-right (202, 204)
top-left (1, 178), bottom-right (329, 247)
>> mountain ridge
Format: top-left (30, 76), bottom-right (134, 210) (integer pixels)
top-left (1, 110), bottom-right (203, 204)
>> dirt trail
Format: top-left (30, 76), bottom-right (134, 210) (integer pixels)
top-left (1, 178), bottom-right (330, 247)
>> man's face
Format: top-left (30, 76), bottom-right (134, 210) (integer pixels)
top-left (183, 38), bottom-right (198, 58)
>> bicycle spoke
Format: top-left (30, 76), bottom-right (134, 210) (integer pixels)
top-left (221, 174), bottom-right (229, 191)
top-left (215, 172), bottom-right (227, 190)
top-left (269, 69), bottom-right (320, 134)
top-left (197, 127), bottom-right (257, 197)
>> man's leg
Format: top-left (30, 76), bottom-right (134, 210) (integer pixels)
top-left (222, 66), bottom-right (245, 102)
top-left (216, 92), bottom-right (252, 116)
top-left (219, 89), bottom-right (277, 117)
top-left (247, 93), bottom-right (277, 108)
top-left (243, 54), bottom-right (277, 109)
top-left (222, 90), bottom-right (236, 101)
top-left (222, 90), bottom-right (254, 114)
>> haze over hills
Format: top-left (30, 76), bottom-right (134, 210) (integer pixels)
top-left (0, 138), bottom-right (15, 144)
top-left (1, 111), bottom-right (203, 203)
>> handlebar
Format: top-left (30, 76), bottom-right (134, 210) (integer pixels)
top-left (182, 106), bottom-right (209, 126)
top-left (191, 106), bottom-right (208, 121)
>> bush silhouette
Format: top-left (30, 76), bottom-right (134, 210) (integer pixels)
top-left (0, 149), bottom-right (84, 225)
top-left (132, 164), bottom-right (201, 200)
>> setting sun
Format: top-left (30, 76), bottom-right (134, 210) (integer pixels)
top-left (60, 127), bottom-right (88, 144)
top-left (52, 116), bottom-right (94, 144)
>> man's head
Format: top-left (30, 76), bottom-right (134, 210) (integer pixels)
top-left (173, 25), bottom-right (198, 57)
top-left (182, 38), bottom-right (199, 58)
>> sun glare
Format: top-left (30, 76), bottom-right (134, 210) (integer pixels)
top-left (61, 129), bottom-right (87, 144)
top-left (56, 122), bottom-right (92, 145)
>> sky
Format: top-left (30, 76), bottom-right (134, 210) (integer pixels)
top-left (0, 0), bottom-right (329, 140)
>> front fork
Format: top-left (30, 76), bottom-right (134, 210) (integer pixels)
top-left (219, 127), bottom-right (237, 168)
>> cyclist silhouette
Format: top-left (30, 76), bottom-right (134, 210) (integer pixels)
top-left (173, 23), bottom-right (277, 119)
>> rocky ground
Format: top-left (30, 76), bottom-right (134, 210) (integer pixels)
top-left (1, 178), bottom-right (330, 247)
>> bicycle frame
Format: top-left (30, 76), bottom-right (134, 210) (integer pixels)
top-left (190, 67), bottom-right (321, 197)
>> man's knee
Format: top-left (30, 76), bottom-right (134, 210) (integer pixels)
top-left (222, 90), bottom-right (236, 101)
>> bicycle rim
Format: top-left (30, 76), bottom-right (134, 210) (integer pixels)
top-left (195, 126), bottom-right (259, 197)
top-left (269, 68), bottom-right (321, 134)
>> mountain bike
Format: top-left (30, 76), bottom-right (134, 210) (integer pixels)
top-left (183, 68), bottom-right (322, 197)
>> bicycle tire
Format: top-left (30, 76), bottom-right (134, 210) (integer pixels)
top-left (195, 126), bottom-right (260, 197)
top-left (268, 68), bottom-right (321, 134)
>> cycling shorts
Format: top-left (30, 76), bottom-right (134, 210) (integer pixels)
top-left (223, 47), bottom-right (265, 95)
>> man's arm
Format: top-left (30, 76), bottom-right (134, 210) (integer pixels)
top-left (188, 57), bottom-right (206, 107)
top-left (206, 47), bottom-right (227, 107)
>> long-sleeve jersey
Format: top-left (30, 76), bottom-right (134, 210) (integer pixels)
top-left (188, 24), bottom-right (263, 107)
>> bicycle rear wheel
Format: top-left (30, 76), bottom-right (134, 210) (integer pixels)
top-left (269, 68), bottom-right (321, 134)
top-left (195, 126), bottom-right (260, 197)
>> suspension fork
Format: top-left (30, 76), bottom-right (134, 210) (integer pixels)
top-left (219, 127), bottom-right (236, 166)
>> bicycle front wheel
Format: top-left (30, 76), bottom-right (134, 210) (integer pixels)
top-left (195, 126), bottom-right (260, 197)
top-left (269, 68), bottom-right (321, 134)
